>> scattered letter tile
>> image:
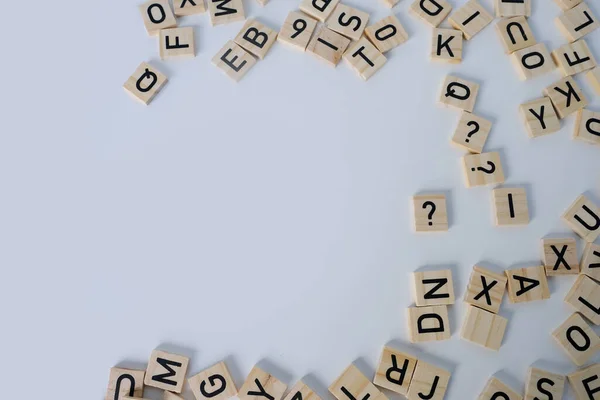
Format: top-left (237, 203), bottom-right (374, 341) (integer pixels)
top-left (407, 305), bottom-right (451, 343)
top-left (343, 38), bottom-right (387, 81)
top-left (306, 26), bottom-right (351, 67)
top-left (106, 367), bottom-right (145, 400)
top-left (238, 366), bottom-right (287, 400)
top-left (413, 269), bottom-right (455, 306)
top-left (461, 305), bottom-right (508, 351)
top-left (542, 238), bottom-right (579, 276)
top-left (462, 152), bottom-right (505, 188)
top-left (574, 109), bottom-right (600, 146)
top-left (123, 62), bottom-right (168, 105)
top-left (188, 361), bottom-right (238, 400)
top-left (234, 19), bottom-right (278, 60)
top-left (553, 313), bottom-right (600, 366)
top-left (493, 188), bottom-right (530, 226)
top-left (464, 265), bottom-right (507, 314)
top-left (562, 194), bottom-right (600, 242)
top-left (140, 0), bottom-right (177, 36)
top-left (278, 11), bottom-right (318, 51)
top-left (565, 274), bottom-right (600, 325)
top-left (505, 265), bottom-right (550, 303)
top-left (544, 76), bottom-right (588, 119)
top-left (496, 16), bottom-right (536, 54)
top-left (144, 350), bottom-right (190, 393)
top-left (212, 41), bottom-right (257, 82)
top-left (373, 346), bottom-right (417, 396)
top-left (413, 194), bottom-right (449, 232)
top-left (410, 0), bottom-right (452, 28)
top-left (519, 97), bottom-right (561, 138)
top-left (364, 15), bottom-right (408, 53)
top-left (556, 2), bottom-right (599, 42)
top-left (451, 111), bottom-right (491, 153)
top-left (449, 0), bottom-right (494, 40)
top-left (524, 368), bottom-right (565, 400)
top-left (406, 361), bottom-right (451, 400)
top-left (208, 0), bottom-right (245, 26)
top-left (439, 75), bottom-right (479, 112)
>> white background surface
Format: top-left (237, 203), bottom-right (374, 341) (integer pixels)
top-left (2, 0), bottom-right (600, 399)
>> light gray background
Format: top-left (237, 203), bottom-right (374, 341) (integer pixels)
top-left (2, 0), bottom-right (600, 399)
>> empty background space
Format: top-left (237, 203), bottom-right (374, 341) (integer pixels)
top-left (1, 0), bottom-right (600, 399)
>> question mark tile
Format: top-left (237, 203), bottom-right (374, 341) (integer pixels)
top-left (493, 187), bottom-right (530, 226)
top-left (413, 194), bottom-right (448, 232)
top-left (451, 111), bottom-right (492, 153)
top-left (462, 152), bottom-right (505, 188)
top-left (438, 75), bottom-right (480, 112)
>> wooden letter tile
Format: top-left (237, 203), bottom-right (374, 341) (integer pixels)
top-left (326, 4), bottom-right (369, 41)
top-left (212, 41), bottom-right (257, 82)
top-left (409, 0), bottom-right (452, 28)
top-left (174, 0), bottom-right (206, 16)
top-left (574, 109), bottom-right (600, 146)
top-left (188, 361), bottom-right (238, 400)
top-left (412, 194), bottom-right (448, 232)
top-left (373, 346), bottom-right (417, 396)
top-left (519, 97), bottom-right (561, 138)
top-left (568, 364), bottom-right (600, 399)
top-left (329, 364), bottom-right (387, 400)
top-left (524, 368), bottom-right (565, 400)
top-left (144, 350), bottom-right (190, 393)
top-left (581, 243), bottom-right (600, 281)
top-left (493, 188), bottom-right (530, 226)
top-left (510, 43), bottom-right (555, 80)
top-left (234, 19), bottom-right (278, 60)
top-left (542, 238), bottom-right (579, 276)
top-left (278, 11), bottom-right (318, 51)
top-left (465, 265), bottom-right (507, 314)
top-left (451, 111), bottom-right (491, 153)
top-left (106, 367), bottom-right (145, 400)
top-left (544, 76), bottom-right (588, 119)
top-left (238, 366), bottom-right (287, 400)
top-left (306, 26), bottom-right (350, 67)
top-left (461, 305), bottom-right (508, 351)
top-left (364, 15), bottom-right (408, 53)
top-left (284, 381), bottom-right (321, 400)
top-left (505, 265), bottom-right (550, 303)
top-left (586, 67), bottom-right (600, 95)
top-left (413, 269), bottom-right (455, 306)
top-left (554, 0), bottom-right (583, 11)
top-left (343, 38), bottom-right (387, 81)
top-left (478, 377), bottom-right (522, 400)
top-left (449, 0), bottom-right (494, 40)
top-left (407, 305), bottom-right (451, 343)
top-left (439, 75), bottom-right (479, 112)
top-left (299, 0), bottom-right (340, 22)
top-left (552, 313), bottom-right (600, 366)
top-left (495, 0), bottom-right (531, 17)
top-left (553, 39), bottom-right (596, 76)
top-left (496, 16), bottom-right (536, 54)
top-left (123, 62), bottom-right (168, 105)
top-left (208, 0), bottom-right (245, 26)
top-left (565, 274), bottom-right (600, 325)
top-left (159, 27), bottom-right (195, 60)
top-left (406, 361), bottom-right (451, 400)
top-left (139, 0), bottom-right (177, 36)
top-left (431, 28), bottom-right (463, 63)
top-left (556, 2), bottom-right (599, 42)
top-left (562, 194), bottom-right (600, 242)
top-left (462, 152), bottom-right (505, 188)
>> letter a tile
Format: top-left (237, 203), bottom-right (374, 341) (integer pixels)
top-left (505, 265), bottom-right (550, 303)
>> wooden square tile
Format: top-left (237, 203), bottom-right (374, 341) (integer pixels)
top-left (278, 11), bottom-right (318, 51)
top-left (462, 152), bottom-right (505, 188)
top-left (283, 381), bottom-right (321, 400)
top-left (510, 43), bottom-right (555, 80)
top-left (407, 305), bottom-right (451, 343)
top-left (574, 109), bottom-right (600, 146)
top-left (495, 0), bottom-right (531, 17)
top-left (144, 350), bottom-right (190, 393)
top-left (306, 26), bottom-right (351, 67)
top-left (496, 16), bottom-right (536, 54)
top-left (465, 265), bottom-right (507, 314)
top-left (431, 28), bottom-right (463, 63)
top-left (409, 0), bottom-right (452, 28)
top-left (413, 269), bottom-right (455, 306)
top-left (188, 361), bottom-right (238, 400)
top-left (449, 0), bottom-right (494, 40)
top-left (565, 274), bottom-right (600, 325)
top-left (553, 312), bottom-right (600, 366)
top-left (554, 0), bottom-right (583, 11)
top-left (478, 377), bottom-right (522, 400)
top-left (123, 62), bottom-right (168, 105)
top-left (208, 0), bottom-right (245, 26)
top-left (542, 238), bottom-right (579, 276)
top-left (562, 194), bottom-right (600, 242)
top-left (343, 38), bottom-right (387, 81)
top-left (364, 15), bottom-right (408, 53)
top-left (406, 361), bottom-right (450, 400)
top-left (139, 0), bottom-right (177, 36)
top-left (327, 4), bottom-right (369, 41)
top-left (553, 39), bottom-right (597, 76)
top-left (544, 76), bottom-right (588, 119)
top-left (461, 305), bottom-right (508, 351)
top-left (238, 366), bottom-right (287, 400)
top-left (568, 364), bottom-right (600, 400)
top-left (581, 243), bottom-right (600, 281)
top-left (174, 0), bottom-right (206, 16)
top-left (329, 364), bottom-right (387, 400)
top-left (299, 0), bottom-right (340, 22)
top-left (586, 67), bottom-right (600, 95)
top-left (159, 27), bottom-right (195, 59)
top-left (412, 194), bottom-right (448, 232)
top-left (556, 2), bottom-right (599, 42)
top-left (524, 368), bottom-right (565, 400)
top-left (106, 367), bottom-right (145, 400)
top-left (439, 75), bottom-right (479, 112)
top-left (519, 97), bottom-right (561, 138)
top-left (212, 41), bottom-right (257, 82)
top-left (451, 111), bottom-right (491, 153)
top-left (505, 265), bottom-right (550, 303)
top-left (493, 188), bottom-right (530, 226)
top-left (234, 19), bottom-right (278, 59)
top-left (373, 346), bottom-right (417, 396)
